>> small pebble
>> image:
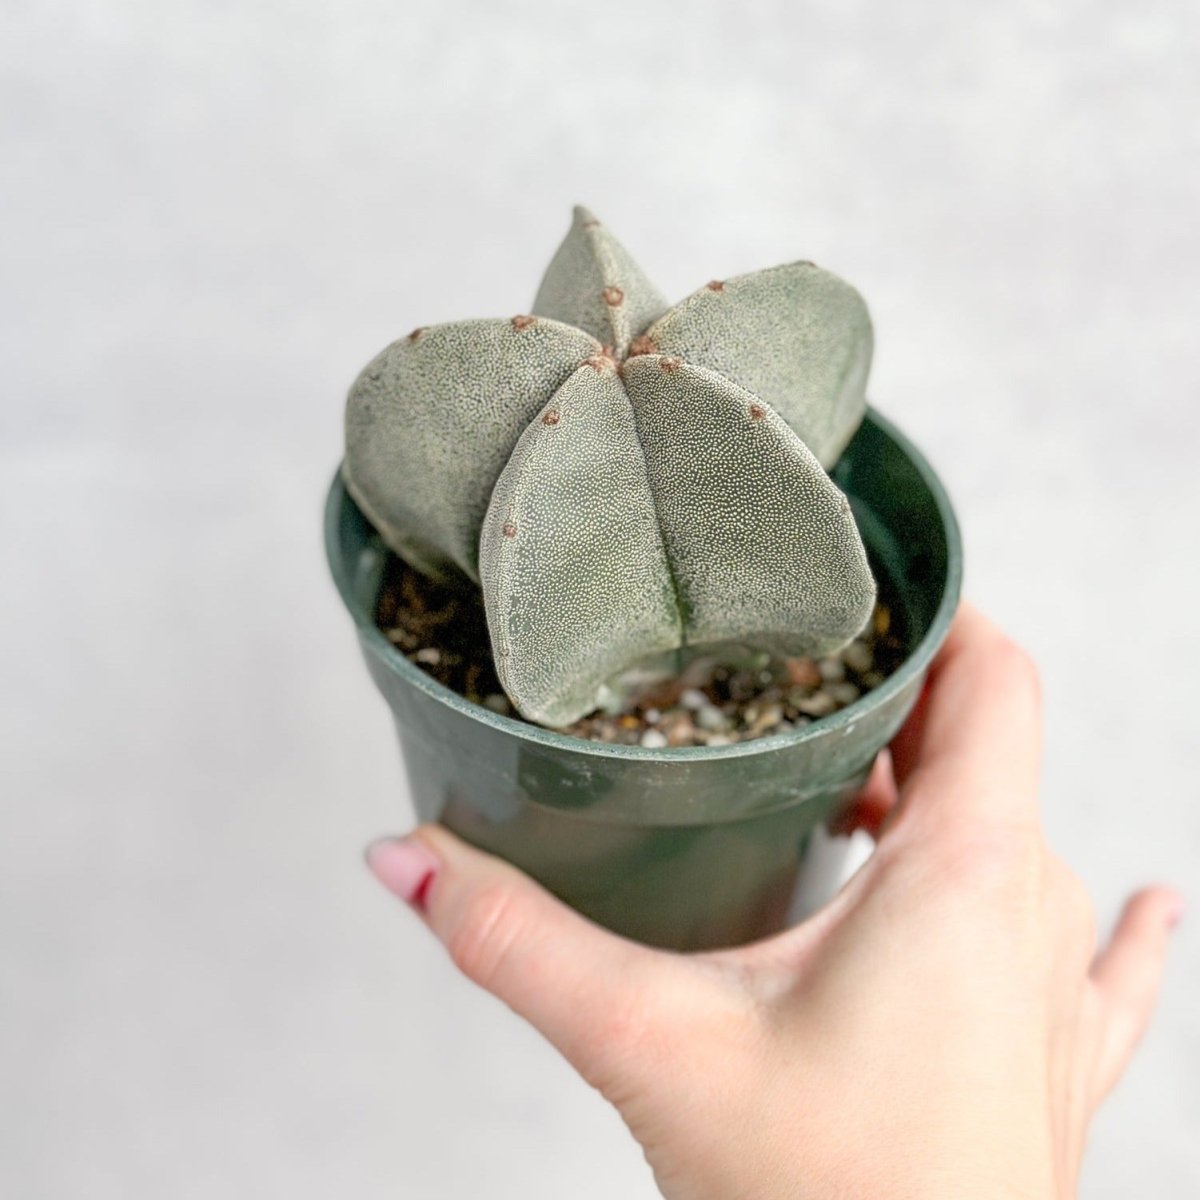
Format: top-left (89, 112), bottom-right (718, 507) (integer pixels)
top-left (696, 705), bottom-right (729, 731)
top-left (818, 657), bottom-right (846, 683)
top-left (640, 729), bottom-right (669, 749)
top-left (633, 678), bottom-right (685, 711)
top-left (414, 647), bottom-right (442, 665)
top-left (703, 733), bottom-right (734, 747)
top-left (643, 707), bottom-right (661, 724)
top-left (749, 702), bottom-right (785, 736)
top-left (483, 693), bottom-right (511, 714)
top-left (829, 681), bottom-right (861, 706)
top-left (796, 692), bottom-right (837, 718)
top-left (862, 671), bottom-right (886, 689)
top-left (680, 688), bottom-right (708, 711)
top-left (660, 713), bottom-right (695, 747)
top-left (843, 641), bottom-right (873, 674)
top-left (785, 657), bottom-right (822, 689)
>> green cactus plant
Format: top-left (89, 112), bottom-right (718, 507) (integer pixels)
top-left (343, 206), bottom-right (876, 727)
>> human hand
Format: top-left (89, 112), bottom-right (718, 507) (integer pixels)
top-left (365, 605), bottom-right (1181, 1200)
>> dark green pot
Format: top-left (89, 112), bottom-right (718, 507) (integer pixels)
top-left (326, 408), bottom-right (962, 950)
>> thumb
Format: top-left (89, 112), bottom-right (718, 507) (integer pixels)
top-left (364, 825), bottom-right (675, 1086)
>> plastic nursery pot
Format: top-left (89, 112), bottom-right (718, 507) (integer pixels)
top-left (326, 408), bottom-right (962, 951)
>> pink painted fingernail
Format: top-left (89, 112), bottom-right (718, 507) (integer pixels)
top-left (364, 837), bottom-right (440, 911)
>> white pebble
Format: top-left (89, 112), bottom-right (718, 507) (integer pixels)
top-left (818, 658), bottom-right (846, 683)
top-left (750, 703), bottom-right (785, 733)
top-left (680, 688), bottom-right (708, 710)
top-left (843, 641), bottom-right (873, 673)
top-left (797, 692), bottom-right (837, 718)
top-left (640, 729), bottom-right (669, 749)
top-left (644, 708), bottom-right (661, 724)
top-left (696, 706), bottom-right (729, 731)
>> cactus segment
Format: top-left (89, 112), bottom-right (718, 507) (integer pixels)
top-left (480, 355), bottom-right (875, 725)
top-left (532, 206), bottom-right (669, 358)
top-left (480, 359), bottom-right (682, 726)
top-left (644, 262), bottom-right (873, 468)
top-left (343, 316), bottom-right (600, 580)
top-left (622, 355), bottom-right (875, 654)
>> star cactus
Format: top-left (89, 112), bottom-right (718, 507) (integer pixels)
top-left (343, 206), bottom-right (876, 726)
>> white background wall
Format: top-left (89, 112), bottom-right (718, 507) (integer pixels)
top-left (2, 2), bottom-right (1197, 1196)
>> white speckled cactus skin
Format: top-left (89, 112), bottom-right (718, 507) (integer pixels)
top-left (343, 206), bottom-right (877, 726)
top-left (532, 206), bottom-right (670, 357)
top-left (344, 316), bottom-right (598, 581)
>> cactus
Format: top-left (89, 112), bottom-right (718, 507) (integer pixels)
top-left (343, 206), bottom-right (876, 726)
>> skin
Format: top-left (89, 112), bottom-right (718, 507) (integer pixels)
top-left (366, 605), bottom-right (1182, 1200)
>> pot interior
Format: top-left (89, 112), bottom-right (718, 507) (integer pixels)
top-left (331, 407), bottom-right (959, 714)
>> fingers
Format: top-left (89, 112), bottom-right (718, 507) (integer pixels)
top-left (365, 826), bottom-right (678, 1084)
top-left (827, 750), bottom-right (898, 840)
top-left (887, 602), bottom-right (1043, 834)
top-left (1088, 886), bottom-right (1183, 1101)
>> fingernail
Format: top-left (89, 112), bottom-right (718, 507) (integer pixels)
top-left (364, 836), bottom-right (440, 911)
top-left (1167, 894), bottom-right (1186, 928)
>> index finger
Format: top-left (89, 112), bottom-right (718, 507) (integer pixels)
top-left (887, 603), bottom-right (1042, 832)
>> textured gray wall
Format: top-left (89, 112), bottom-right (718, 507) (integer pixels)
top-left (2, 2), bottom-right (1197, 1196)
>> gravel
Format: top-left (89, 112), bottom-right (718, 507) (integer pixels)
top-left (375, 554), bottom-right (908, 748)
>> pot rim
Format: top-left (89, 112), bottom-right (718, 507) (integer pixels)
top-left (326, 405), bottom-right (962, 762)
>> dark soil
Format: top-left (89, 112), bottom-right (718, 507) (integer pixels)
top-left (374, 555), bottom-right (907, 747)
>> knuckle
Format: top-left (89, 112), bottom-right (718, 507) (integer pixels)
top-left (990, 633), bottom-right (1042, 707)
top-left (1044, 865), bottom-right (1093, 937)
top-left (916, 822), bottom-right (1041, 902)
top-left (446, 882), bottom-right (524, 989)
top-left (1053, 862), bottom-right (1098, 954)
